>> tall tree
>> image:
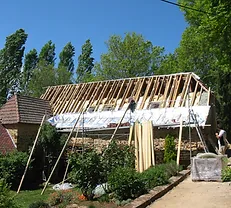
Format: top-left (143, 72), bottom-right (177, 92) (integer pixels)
top-left (58, 42), bottom-right (75, 73)
top-left (94, 33), bottom-right (165, 80)
top-left (76, 39), bottom-right (94, 83)
top-left (177, 0), bottom-right (231, 136)
top-left (21, 49), bottom-right (38, 95)
top-left (0, 29), bottom-right (27, 105)
top-left (28, 62), bottom-right (56, 97)
top-left (39, 40), bottom-right (56, 66)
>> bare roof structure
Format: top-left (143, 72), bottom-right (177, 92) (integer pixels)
top-left (41, 72), bottom-right (213, 115)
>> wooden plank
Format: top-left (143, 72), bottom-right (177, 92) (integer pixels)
top-left (114, 80), bottom-right (126, 108)
top-left (177, 118), bottom-right (183, 165)
top-left (67, 85), bottom-right (82, 112)
top-left (156, 76), bottom-right (165, 101)
top-left (167, 75), bottom-right (176, 107)
top-left (148, 76), bottom-right (160, 107)
top-left (57, 85), bottom-right (73, 114)
top-left (62, 85), bottom-right (80, 113)
top-left (149, 121), bottom-right (155, 166)
top-left (179, 73), bottom-right (191, 107)
top-left (170, 74), bottom-right (182, 107)
top-left (72, 83), bottom-right (88, 113)
top-left (95, 81), bottom-right (110, 111)
top-left (17, 115), bottom-right (46, 193)
top-left (207, 87), bottom-right (211, 106)
top-left (119, 79), bottom-right (134, 110)
top-left (139, 77), bottom-right (155, 110)
top-left (181, 73), bottom-right (192, 107)
top-left (191, 80), bottom-right (199, 106)
top-left (87, 82), bottom-right (101, 110)
top-left (134, 121), bottom-right (139, 171)
top-left (128, 125), bottom-right (133, 146)
top-left (134, 78), bottom-right (146, 104)
top-left (138, 122), bottom-right (143, 172)
top-left (162, 75), bottom-right (173, 108)
top-left (78, 83), bottom-right (96, 112)
top-left (102, 81), bottom-right (116, 108)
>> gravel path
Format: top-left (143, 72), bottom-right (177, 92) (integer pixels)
top-left (148, 176), bottom-right (231, 208)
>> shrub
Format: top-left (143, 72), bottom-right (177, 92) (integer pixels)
top-left (28, 201), bottom-right (50, 208)
top-left (164, 134), bottom-right (176, 163)
top-left (163, 161), bottom-right (182, 177)
top-left (222, 167), bottom-right (231, 182)
top-left (48, 190), bottom-right (75, 207)
top-left (69, 149), bottom-right (103, 200)
top-left (141, 165), bottom-right (169, 190)
top-left (0, 151), bottom-right (29, 189)
top-left (101, 141), bottom-right (135, 181)
top-left (108, 167), bottom-right (146, 200)
top-left (0, 179), bottom-right (18, 208)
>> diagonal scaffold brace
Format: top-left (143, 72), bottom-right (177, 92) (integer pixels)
top-left (41, 111), bottom-right (83, 195)
top-left (17, 114), bottom-right (46, 194)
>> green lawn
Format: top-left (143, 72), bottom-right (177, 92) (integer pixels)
top-left (11, 188), bottom-right (54, 208)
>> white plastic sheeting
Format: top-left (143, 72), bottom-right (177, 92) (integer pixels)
top-left (48, 106), bottom-right (210, 130)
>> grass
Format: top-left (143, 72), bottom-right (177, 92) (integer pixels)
top-left (11, 187), bottom-right (55, 208)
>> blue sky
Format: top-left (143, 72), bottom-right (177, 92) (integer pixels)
top-left (0, 0), bottom-right (187, 64)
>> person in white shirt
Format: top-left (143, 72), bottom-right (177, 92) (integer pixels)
top-left (216, 123), bottom-right (227, 155)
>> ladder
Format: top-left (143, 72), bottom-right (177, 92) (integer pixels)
top-left (189, 108), bottom-right (209, 153)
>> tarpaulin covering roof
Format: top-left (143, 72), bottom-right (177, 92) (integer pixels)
top-left (48, 106), bottom-right (211, 130)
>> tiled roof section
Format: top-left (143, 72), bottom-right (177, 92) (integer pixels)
top-left (0, 95), bottom-right (52, 125)
top-left (17, 95), bottom-right (52, 124)
top-left (0, 95), bottom-right (19, 124)
top-left (0, 123), bottom-right (16, 154)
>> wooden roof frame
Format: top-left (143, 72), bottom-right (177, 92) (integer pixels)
top-left (41, 72), bottom-right (213, 115)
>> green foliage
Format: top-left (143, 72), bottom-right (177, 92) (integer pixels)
top-left (0, 179), bottom-right (18, 208)
top-left (101, 141), bottom-right (135, 181)
top-left (56, 66), bottom-right (73, 85)
top-left (48, 190), bottom-right (75, 207)
top-left (38, 123), bottom-right (65, 155)
top-left (94, 32), bottom-right (165, 80)
top-left (28, 201), bottom-right (50, 208)
top-left (141, 164), bottom-right (169, 190)
top-left (69, 149), bottom-right (103, 200)
top-left (36, 123), bottom-right (66, 182)
top-left (27, 62), bottom-right (57, 97)
top-left (58, 42), bottom-right (75, 73)
top-left (164, 135), bottom-right (176, 163)
top-left (39, 40), bottom-right (56, 66)
top-left (0, 29), bottom-right (27, 105)
top-left (141, 162), bottom-right (181, 190)
top-left (21, 49), bottom-right (38, 95)
top-left (177, 0), bottom-right (231, 136)
top-left (0, 151), bottom-right (28, 189)
top-left (76, 39), bottom-right (94, 83)
top-left (222, 167), bottom-right (231, 182)
top-left (108, 167), bottom-right (146, 200)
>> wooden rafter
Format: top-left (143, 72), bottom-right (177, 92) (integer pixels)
top-left (40, 73), bottom-right (212, 115)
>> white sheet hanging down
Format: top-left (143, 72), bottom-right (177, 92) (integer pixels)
top-left (48, 106), bottom-right (211, 129)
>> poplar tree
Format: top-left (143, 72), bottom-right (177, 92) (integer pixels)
top-left (76, 39), bottom-right (94, 83)
top-left (58, 42), bottom-right (75, 73)
top-left (0, 29), bottom-right (27, 105)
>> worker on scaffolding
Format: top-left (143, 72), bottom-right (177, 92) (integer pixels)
top-left (215, 121), bottom-right (229, 155)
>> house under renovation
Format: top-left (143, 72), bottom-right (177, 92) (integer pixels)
top-left (40, 72), bottom-right (218, 167)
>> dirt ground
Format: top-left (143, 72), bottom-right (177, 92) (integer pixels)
top-left (148, 176), bottom-right (231, 208)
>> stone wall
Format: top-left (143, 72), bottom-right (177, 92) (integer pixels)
top-left (69, 137), bottom-right (204, 166)
top-left (17, 123), bottom-right (40, 151)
